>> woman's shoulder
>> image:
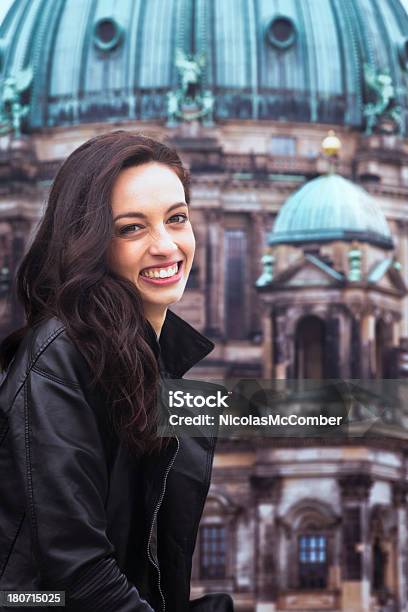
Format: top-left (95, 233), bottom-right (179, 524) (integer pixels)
top-left (28, 317), bottom-right (91, 378)
top-left (1, 317), bottom-right (91, 408)
top-left (26, 316), bottom-right (67, 358)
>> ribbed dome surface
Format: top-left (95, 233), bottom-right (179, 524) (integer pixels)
top-left (1, 0), bottom-right (408, 129)
top-left (270, 174), bottom-right (394, 249)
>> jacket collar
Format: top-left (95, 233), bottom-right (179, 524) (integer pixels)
top-left (143, 309), bottom-right (214, 378)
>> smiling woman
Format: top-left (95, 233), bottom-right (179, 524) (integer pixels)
top-left (0, 131), bottom-right (234, 612)
top-left (107, 161), bottom-right (196, 336)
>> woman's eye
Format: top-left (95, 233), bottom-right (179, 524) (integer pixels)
top-left (168, 213), bottom-right (188, 224)
top-left (118, 224), bottom-right (144, 236)
top-left (116, 214), bottom-right (188, 236)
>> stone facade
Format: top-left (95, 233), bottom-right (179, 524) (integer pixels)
top-left (191, 441), bottom-right (408, 612)
top-left (2, 124), bottom-right (408, 612)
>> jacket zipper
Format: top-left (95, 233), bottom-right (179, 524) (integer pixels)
top-left (146, 435), bottom-right (179, 612)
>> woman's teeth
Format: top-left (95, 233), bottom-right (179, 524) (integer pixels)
top-left (140, 263), bottom-right (179, 279)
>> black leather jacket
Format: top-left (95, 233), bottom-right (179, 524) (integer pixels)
top-left (0, 311), bottom-right (232, 612)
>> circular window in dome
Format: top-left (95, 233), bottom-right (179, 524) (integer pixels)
top-left (265, 15), bottom-right (297, 50)
top-left (398, 38), bottom-right (408, 71)
top-left (93, 18), bottom-right (124, 52)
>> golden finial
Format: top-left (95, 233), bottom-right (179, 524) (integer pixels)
top-left (321, 130), bottom-right (342, 157)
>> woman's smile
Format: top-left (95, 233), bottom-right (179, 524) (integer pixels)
top-left (139, 260), bottom-right (184, 284)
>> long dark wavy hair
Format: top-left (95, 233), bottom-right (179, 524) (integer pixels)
top-left (0, 131), bottom-right (190, 455)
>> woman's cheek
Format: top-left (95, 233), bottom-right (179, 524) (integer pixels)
top-left (107, 242), bottom-right (134, 278)
top-left (188, 229), bottom-right (196, 257)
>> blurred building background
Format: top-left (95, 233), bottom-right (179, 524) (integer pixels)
top-left (1, 0), bottom-right (408, 610)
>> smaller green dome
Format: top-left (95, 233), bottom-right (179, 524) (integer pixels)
top-left (269, 174), bottom-right (393, 250)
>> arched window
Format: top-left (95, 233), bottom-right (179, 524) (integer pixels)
top-left (298, 534), bottom-right (328, 589)
top-left (200, 524), bottom-right (227, 579)
top-left (295, 316), bottom-right (326, 379)
top-left (192, 492), bottom-right (239, 585)
top-left (282, 499), bottom-right (339, 591)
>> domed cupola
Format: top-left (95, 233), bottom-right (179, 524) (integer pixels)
top-left (255, 163), bottom-right (405, 382)
top-left (269, 174), bottom-right (394, 251)
top-left (1, 0), bottom-right (408, 130)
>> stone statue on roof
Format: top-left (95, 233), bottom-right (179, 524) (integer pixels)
top-left (175, 49), bottom-right (205, 101)
top-left (166, 49), bottom-right (214, 126)
top-left (363, 64), bottom-right (402, 135)
top-left (0, 66), bottom-right (33, 138)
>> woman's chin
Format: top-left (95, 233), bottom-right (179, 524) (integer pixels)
top-left (141, 290), bottom-right (185, 312)
top-left (138, 280), bottom-right (187, 305)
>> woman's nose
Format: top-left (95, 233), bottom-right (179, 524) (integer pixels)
top-left (148, 227), bottom-right (178, 256)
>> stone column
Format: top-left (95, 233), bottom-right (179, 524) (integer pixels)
top-left (392, 315), bottom-right (400, 348)
top-left (338, 475), bottom-right (373, 612)
top-left (250, 475), bottom-right (282, 612)
top-left (274, 309), bottom-right (288, 379)
top-left (360, 312), bottom-right (376, 378)
top-left (204, 210), bottom-right (222, 337)
top-left (397, 221), bottom-right (408, 338)
top-left (386, 312), bottom-right (401, 378)
top-left (250, 211), bottom-right (266, 336)
top-left (261, 307), bottom-right (273, 378)
top-left (393, 481), bottom-right (408, 610)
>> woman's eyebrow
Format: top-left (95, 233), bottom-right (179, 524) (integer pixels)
top-left (113, 202), bottom-right (187, 222)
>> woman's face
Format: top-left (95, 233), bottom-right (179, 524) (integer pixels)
top-left (107, 162), bottom-right (195, 318)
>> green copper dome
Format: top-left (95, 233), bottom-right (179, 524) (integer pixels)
top-left (1, 0), bottom-right (408, 129)
top-left (269, 174), bottom-right (394, 250)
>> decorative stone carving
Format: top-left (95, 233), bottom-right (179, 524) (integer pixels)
top-left (255, 253), bottom-right (275, 287)
top-left (363, 64), bottom-right (402, 135)
top-left (338, 474), bottom-right (373, 501)
top-left (392, 482), bottom-right (408, 507)
top-left (0, 66), bottom-right (33, 138)
top-left (250, 475), bottom-right (282, 504)
top-left (166, 49), bottom-right (214, 126)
